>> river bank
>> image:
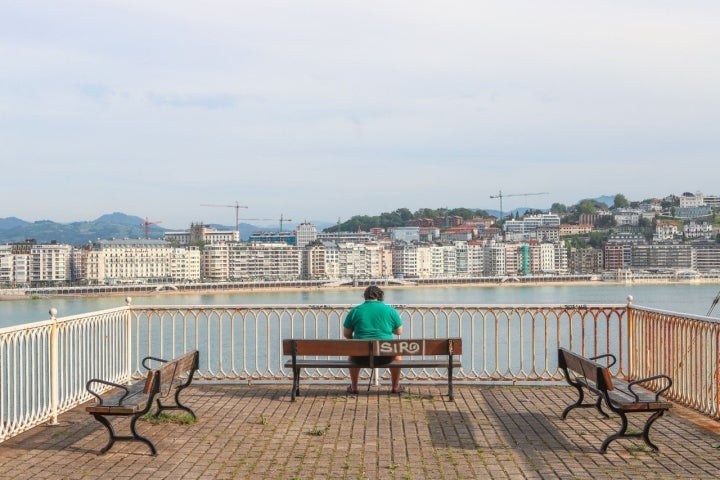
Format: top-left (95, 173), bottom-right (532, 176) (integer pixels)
top-left (3, 276), bottom-right (720, 302)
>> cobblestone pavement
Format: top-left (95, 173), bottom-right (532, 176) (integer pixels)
top-left (2, 384), bottom-right (720, 479)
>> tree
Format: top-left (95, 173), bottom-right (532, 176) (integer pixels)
top-left (550, 203), bottom-right (567, 214)
top-left (395, 208), bottom-right (413, 222)
top-left (414, 208), bottom-right (440, 219)
top-left (576, 199), bottom-right (597, 215)
top-left (613, 194), bottom-right (629, 209)
top-left (448, 208), bottom-right (475, 220)
top-left (588, 230), bottom-right (609, 248)
top-left (596, 216), bottom-right (615, 228)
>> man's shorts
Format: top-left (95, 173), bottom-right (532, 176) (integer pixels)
top-left (349, 355), bottom-right (395, 367)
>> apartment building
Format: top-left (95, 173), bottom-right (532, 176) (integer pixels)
top-left (226, 242), bottom-right (301, 280)
top-left (693, 243), bottom-right (720, 271)
top-left (684, 221), bottom-right (713, 240)
top-left (631, 244), bottom-right (693, 270)
top-left (484, 243), bottom-right (507, 277)
top-left (0, 245), bottom-right (13, 284)
top-left (303, 242), bottom-right (327, 279)
top-left (164, 223), bottom-right (239, 244)
top-left (679, 192), bottom-right (704, 208)
top-left (86, 239), bottom-right (197, 284)
top-left (295, 222), bottom-right (318, 248)
top-left (568, 248), bottom-right (604, 274)
top-left (466, 241), bottom-right (485, 276)
top-left (654, 222), bottom-right (679, 242)
top-left (504, 214), bottom-right (561, 242)
top-left (30, 244), bottom-right (72, 284)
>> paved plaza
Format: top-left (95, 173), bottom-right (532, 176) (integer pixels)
top-left (2, 384), bottom-right (720, 479)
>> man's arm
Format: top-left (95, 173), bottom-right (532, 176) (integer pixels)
top-left (393, 326), bottom-right (403, 336)
top-left (343, 327), bottom-right (354, 339)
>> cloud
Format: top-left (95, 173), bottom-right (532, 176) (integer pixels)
top-left (149, 93), bottom-right (240, 109)
top-left (1, 1), bottom-right (719, 227)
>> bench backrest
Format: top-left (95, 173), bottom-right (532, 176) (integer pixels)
top-left (283, 339), bottom-right (374, 356)
top-left (143, 370), bottom-right (160, 394)
top-left (154, 350), bottom-right (200, 394)
top-left (558, 347), bottom-right (614, 391)
top-left (373, 339), bottom-right (462, 356)
top-left (283, 338), bottom-right (462, 357)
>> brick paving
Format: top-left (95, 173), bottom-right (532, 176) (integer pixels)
top-left (2, 384), bottom-right (720, 479)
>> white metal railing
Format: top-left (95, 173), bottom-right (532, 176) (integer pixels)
top-left (1, 306), bottom-right (130, 442)
top-left (3, 299), bottom-right (716, 444)
top-left (1, 300), bottom-right (631, 443)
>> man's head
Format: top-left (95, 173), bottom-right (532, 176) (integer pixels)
top-left (363, 285), bottom-right (384, 301)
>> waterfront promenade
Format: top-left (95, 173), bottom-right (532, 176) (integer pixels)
top-left (2, 384), bottom-right (720, 479)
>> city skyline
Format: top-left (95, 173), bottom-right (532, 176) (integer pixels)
top-left (2, 2), bottom-right (719, 229)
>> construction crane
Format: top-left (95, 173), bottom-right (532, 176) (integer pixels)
top-left (277, 213), bottom-right (292, 232)
top-left (141, 217), bottom-right (162, 240)
top-left (489, 191), bottom-right (549, 222)
top-left (238, 214), bottom-right (293, 231)
top-left (200, 202), bottom-right (248, 233)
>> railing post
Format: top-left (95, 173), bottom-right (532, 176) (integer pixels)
top-left (125, 297), bottom-right (133, 384)
top-left (626, 295), bottom-right (634, 380)
top-left (48, 308), bottom-right (59, 426)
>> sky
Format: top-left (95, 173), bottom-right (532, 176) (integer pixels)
top-left (1, 1), bottom-right (719, 229)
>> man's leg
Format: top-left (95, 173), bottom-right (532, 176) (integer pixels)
top-left (390, 355), bottom-right (402, 392)
top-left (349, 365), bottom-right (360, 393)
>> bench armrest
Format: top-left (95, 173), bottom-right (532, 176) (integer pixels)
top-left (589, 353), bottom-right (616, 368)
top-left (86, 379), bottom-right (130, 405)
top-left (628, 374), bottom-right (673, 401)
top-left (141, 355), bottom-right (168, 370)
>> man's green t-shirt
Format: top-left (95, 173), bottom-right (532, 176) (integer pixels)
top-left (343, 300), bottom-right (402, 340)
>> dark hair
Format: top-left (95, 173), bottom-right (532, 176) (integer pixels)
top-left (363, 285), bottom-right (384, 301)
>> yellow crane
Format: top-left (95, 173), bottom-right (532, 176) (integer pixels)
top-left (200, 202), bottom-right (248, 233)
top-left (489, 191), bottom-right (549, 222)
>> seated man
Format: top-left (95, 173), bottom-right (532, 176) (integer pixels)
top-left (343, 285), bottom-right (403, 394)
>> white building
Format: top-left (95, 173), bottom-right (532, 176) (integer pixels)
top-left (0, 245), bottom-right (13, 283)
top-left (164, 223), bottom-right (239, 245)
top-left (466, 241), bottom-right (485, 276)
top-left (679, 192), bottom-right (705, 208)
top-left (484, 243), bottom-right (507, 277)
top-left (684, 221), bottom-right (713, 240)
top-left (87, 239), bottom-right (199, 284)
top-left (227, 242), bottom-right (301, 280)
top-left (654, 222), bottom-right (679, 242)
top-left (390, 227), bottom-right (421, 243)
top-left (30, 244), bottom-right (72, 284)
top-left (612, 209), bottom-right (642, 226)
top-left (295, 222), bottom-right (318, 248)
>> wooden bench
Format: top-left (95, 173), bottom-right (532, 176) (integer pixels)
top-left (283, 338), bottom-right (462, 401)
top-left (85, 349), bottom-right (199, 455)
top-left (558, 347), bottom-right (672, 453)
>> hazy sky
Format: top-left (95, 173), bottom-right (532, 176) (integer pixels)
top-left (2, 1), bottom-right (718, 229)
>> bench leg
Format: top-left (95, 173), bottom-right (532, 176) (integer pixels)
top-left (599, 409), bottom-right (665, 454)
top-left (91, 413), bottom-right (157, 456)
top-left (562, 384), bottom-right (609, 419)
top-left (155, 384), bottom-right (197, 420)
top-left (291, 368), bottom-right (301, 402)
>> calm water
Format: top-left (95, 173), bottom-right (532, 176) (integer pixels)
top-left (2, 283), bottom-right (720, 328)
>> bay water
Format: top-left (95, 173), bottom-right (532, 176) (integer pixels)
top-left (2, 282), bottom-right (720, 328)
